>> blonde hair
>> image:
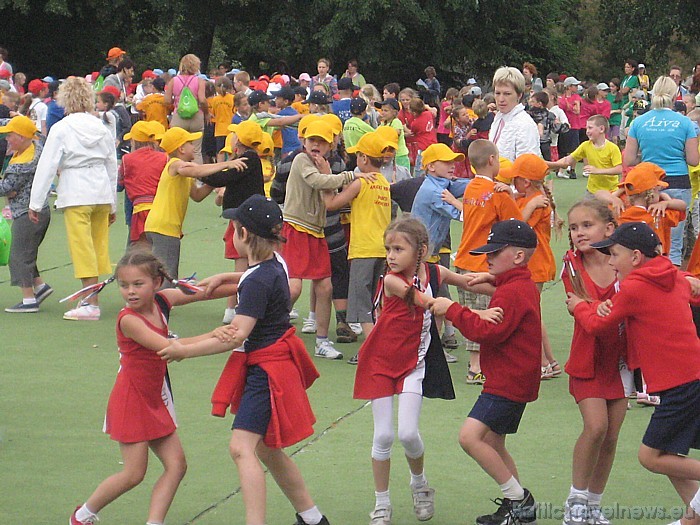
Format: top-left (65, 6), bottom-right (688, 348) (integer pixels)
top-left (360, 84), bottom-right (382, 104)
top-left (179, 54), bottom-right (201, 75)
top-left (468, 139), bottom-right (498, 169)
top-left (493, 66), bottom-right (526, 95)
top-left (650, 76), bottom-right (677, 109)
top-left (233, 220), bottom-right (285, 262)
top-left (57, 76), bottom-right (95, 115)
top-left (472, 99), bottom-right (488, 118)
top-left (234, 71), bottom-right (250, 85)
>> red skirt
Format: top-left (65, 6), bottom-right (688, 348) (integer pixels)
top-left (223, 220), bottom-right (240, 259)
top-left (279, 223), bottom-right (331, 279)
top-left (569, 352), bottom-right (626, 403)
top-left (129, 210), bottom-right (150, 242)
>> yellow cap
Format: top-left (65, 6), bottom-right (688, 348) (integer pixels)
top-left (124, 120), bottom-right (164, 142)
top-left (0, 115), bottom-right (38, 138)
top-left (320, 113), bottom-right (343, 135)
top-left (227, 120), bottom-right (264, 148)
top-left (421, 143), bottom-right (465, 169)
top-left (298, 114), bottom-right (321, 138)
top-left (302, 121), bottom-right (334, 143)
top-left (495, 157), bottom-right (514, 183)
top-left (256, 132), bottom-right (275, 158)
top-left (374, 126), bottom-right (399, 150)
top-left (159, 127), bottom-right (203, 154)
top-left (220, 133), bottom-right (233, 155)
top-left (346, 131), bottom-right (395, 157)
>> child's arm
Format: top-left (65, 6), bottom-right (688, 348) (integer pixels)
top-left (158, 281), bottom-right (240, 307)
top-left (158, 314), bottom-right (257, 362)
top-left (196, 272), bottom-right (245, 295)
top-left (120, 315), bottom-right (215, 354)
top-left (189, 181), bottom-right (215, 202)
top-left (322, 179), bottom-right (362, 211)
top-left (441, 189), bottom-right (463, 211)
top-left (583, 162), bottom-right (622, 175)
top-left (520, 194), bottom-right (549, 221)
top-left (430, 297), bottom-right (504, 324)
top-left (648, 193), bottom-right (687, 217)
top-left (593, 189), bottom-right (625, 217)
top-left (172, 158), bottom-right (248, 179)
top-left (266, 113), bottom-right (304, 128)
top-left (546, 155), bottom-right (575, 170)
top-left (438, 265), bottom-right (496, 296)
top-left (383, 274), bottom-right (434, 309)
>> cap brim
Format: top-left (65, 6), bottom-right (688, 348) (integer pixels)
top-left (346, 145), bottom-right (360, 154)
top-left (222, 207), bottom-right (238, 221)
top-left (0, 125), bottom-right (11, 134)
top-left (186, 132), bottom-right (203, 142)
top-left (469, 243), bottom-right (508, 255)
top-left (590, 238), bottom-right (615, 254)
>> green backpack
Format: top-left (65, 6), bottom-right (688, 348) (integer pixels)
top-left (0, 216), bottom-right (11, 266)
top-left (177, 77), bottom-right (199, 119)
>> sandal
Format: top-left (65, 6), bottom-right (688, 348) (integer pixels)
top-left (549, 360), bottom-right (562, 377)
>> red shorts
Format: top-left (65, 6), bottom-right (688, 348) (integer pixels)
top-left (280, 223), bottom-right (331, 279)
top-left (223, 220), bottom-right (240, 259)
top-left (129, 210), bottom-right (150, 242)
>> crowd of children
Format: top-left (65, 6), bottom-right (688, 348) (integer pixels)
top-left (2, 51), bottom-right (700, 525)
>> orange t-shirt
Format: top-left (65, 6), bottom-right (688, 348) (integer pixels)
top-left (208, 93), bottom-right (235, 137)
top-left (454, 176), bottom-right (523, 272)
top-left (292, 101), bottom-right (309, 115)
top-left (617, 206), bottom-right (684, 256)
top-left (517, 193), bottom-right (555, 283)
top-left (137, 93), bottom-right (169, 129)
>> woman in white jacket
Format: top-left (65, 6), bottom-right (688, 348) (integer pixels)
top-left (488, 67), bottom-right (541, 161)
top-left (29, 76), bottom-right (117, 321)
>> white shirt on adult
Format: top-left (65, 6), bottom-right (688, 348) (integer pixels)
top-left (489, 103), bottom-right (541, 161)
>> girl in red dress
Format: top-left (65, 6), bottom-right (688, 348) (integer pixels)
top-left (71, 250), bottom-right (237, 525)
top-left (353, 217), bottom-right (500, 525)
top-left (561, 200), bottom-right (629, 525)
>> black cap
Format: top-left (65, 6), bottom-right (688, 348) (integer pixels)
top-left (337, 77), bottom-right (356, 91)
top-left (272, 85), bottom-right (295, 102)
top-left (248, 89), bottom-right (274, 106)
top-left (673, 100), bottom-right (688, 113)
top-left (350, 97), bottom-right (368, 114)
top-left (303, 91), bottom-right (330, 105)
top-left (222, 195), bottom-right (283, 240)
top-left (293, 85), bottom-right (308, 97)
top-left (374, 98), bottom-right (400, 111)
top-left (590, 222), bottom-right (660, 258)
top-left (469, 219), bottom-right (538, 254)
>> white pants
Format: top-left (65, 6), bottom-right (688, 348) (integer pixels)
top-left (371, 393), bottom-right (424, 461)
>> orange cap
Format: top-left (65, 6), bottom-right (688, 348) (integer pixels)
top-left (106, 47), bottom-right (127, 60)
top-left (619, 162), bottom-right (668, 195)
top-left (512, 153), bottom-right (549, 181)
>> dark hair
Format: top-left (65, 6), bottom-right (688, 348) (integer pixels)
top-left (384, 216), bottom-right (430, 309)
top-left (532, 91), bottom-right (549, 106)
top-left (0, 47), bottom-right (7, 60)
top-left (546, 72), bottom-right (559, 82)
top-left (609, 78), bottom-right (623, 103)
top-left (153, 77), bottom-right (166, 91)
top-left (348, 58), bottom-right (359, 68)
top-left (424, 66), bottom-right (436, 77)
top-left (383, 83), bottom-right (400, 96)
top-left (584, 86), bottom-right (598, 103)
top-left (625, 59), bottom-right (639, 76)
top-left (98, 91), bottom-right (116, 124)
top-left (118, 58), bottom-right (135, 73)
top-left (115, 248), bottom-right (174, 286)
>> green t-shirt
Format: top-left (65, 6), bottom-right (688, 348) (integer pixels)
top-left (343, 116), bottom-right (375, 148)
top-left (249, 112), bottom-right (273, 136)
top-left (386, 118), bottom-right (409, 157)
top-left (607, 93), bottom-right (624, 127)
top-left (621, 75), bottom-right (639, 98)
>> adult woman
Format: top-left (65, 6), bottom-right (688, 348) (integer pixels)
top-left (624, 76), bottom-right (700, 265)
top-left (311, 58), bottom-right (337, 96)
top-left (489, 67), bottom-right (540, 161)
top-left (620, 60), bottom-right (640, 104)
top-left (342, 59), bottom-right (366, 88)
top-left (29, 76), bottom-right (117, 320)
top-left (165, 54), bottom-right (207, 164)
top-left (522, 62), bottom-right (543, 92)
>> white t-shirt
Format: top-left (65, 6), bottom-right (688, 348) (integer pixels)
top-left (548, 106), bottom-right (568, 147)
top-left (28, 98), bottom-right (48, 133)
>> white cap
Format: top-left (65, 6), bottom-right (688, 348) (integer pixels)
top-left (467, 77), bottom-right (477, 85)
top-left (596, 82), bottom-right (610, 91)
top-left (564, 76), bottom-right (581, 87)
top-left (470, 86), bottom-right (482, 96)
top-left (638, 63), bottom-right (646, 69)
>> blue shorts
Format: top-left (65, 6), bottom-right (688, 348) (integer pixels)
top-left (232, 366), bottom-right (271, 436)
top-left (642, 380), bottom-right (700, 455)
top-left (468, 393), bottom-right (527, 435)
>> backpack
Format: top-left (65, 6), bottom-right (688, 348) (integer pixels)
top-left (176, 76), bottom-right (199, 119)
top-left (0, 216), bottom-right (11, 266)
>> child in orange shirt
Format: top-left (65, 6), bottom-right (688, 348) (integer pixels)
top-left (510, 153), bottom-right (564, 378)
top-left (595, 162), bottom-right (686, 258)
top-left (209, 76), bottom-right (235, 162)
top-left (137, 77), bottom-right (169, 130)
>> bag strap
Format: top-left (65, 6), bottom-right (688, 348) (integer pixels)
top-left (427, 263), bottom-right (440, 296)
top-left (154, 292), bottom-right (171, 323)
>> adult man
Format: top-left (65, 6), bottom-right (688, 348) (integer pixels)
top-left (104, 58), bottom-right (134, 104)
top-left (100, 47), bottom-right (126, 78)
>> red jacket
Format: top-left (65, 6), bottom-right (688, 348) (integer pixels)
top-left (573, 256), bottom-right (700, 394)
top-left (211, 328), bottom-right (320, 449)
top-left (446, 266), bottom-right (542, 402)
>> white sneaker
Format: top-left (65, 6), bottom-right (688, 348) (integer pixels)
top-left (443, 350), bottom-right (458, 363)
top-left (222, 308), bottom-right (236, 324)
top-left (564, 495), bottom-right (588, 525)
top-left (302, 317), bottom-right (317, 333)
top-left (587, 505), bottom-right (611, 525)
top-left (63, 303), bottom-right (100, 321)
top-left (289, 308), bottom-right (299, 320)
top-left (314, 339), bottom-right (343, 360)
top-left (349, 322), bottom-right (363, 335)
top-left (369, 505), bottom-right (392, 525)
top-left (412, 486), bottom-right (435, 521)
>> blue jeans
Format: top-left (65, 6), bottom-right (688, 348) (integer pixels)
top-left (663, 187), bottom-right (691, 265)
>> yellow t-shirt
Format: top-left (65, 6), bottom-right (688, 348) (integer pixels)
top-left (137, 93), bottom-right (169, 129)
top-left (144, 157), bottom-right (193, 238)
top-left (209, 93), bottom-right (235, 137)
top-left (10, 143), bottom-right (35, 164)
top-left (292, 101), bottom-right (309, 115)
top-left (262, 157), bottom-right (275, 197)
top-left (571, 139), bottom-right (622, 193)
top-left (348, 174), bottom-right (392, 259)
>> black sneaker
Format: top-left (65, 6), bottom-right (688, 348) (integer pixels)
top-left (5, 301), bottom-right (39, 313)
top-left (347, 353), bottom-right (358, 365)
top-left (476, 489), bottom-right (537, 525)
top-left (293, 514), bottom-right (330, 525)
top-left (34, 283), bottom-right (54, 304)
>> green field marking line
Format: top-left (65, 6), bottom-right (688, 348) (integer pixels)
top-left (183, 400), bottom-right (371, 524)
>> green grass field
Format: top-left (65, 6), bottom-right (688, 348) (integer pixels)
top-left (0, 172), bottom-right (694, 524)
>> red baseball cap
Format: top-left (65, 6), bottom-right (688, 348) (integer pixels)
top-left (0, 69), bottom-right (11, 79)
top-left (27, 79), bottom-right (48, 95)
top-left (141, 69), bottom-right (157, 80)
top-left (100, 86), bottom-right (121, 99)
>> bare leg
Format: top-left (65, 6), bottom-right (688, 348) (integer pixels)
top-left (229, 429), bottom-right (266, 525)
top-left (587, 398), bottom-right (627, 494)
top-left (313, 277), bottom-right (332, 338)
top-left (571, 398), bottom-right (609, 489)
top-left (289, 278), bottom-right (303, 305)
top-left (147, 432), bottom-right (188, 523)
top-left (257, 443), bottom-right (315, 512)
top-left (81, 277), bottom-right (99, 306)
top-left (459, 417), bottom-right (512, 484)
top-left (484, 430), bottom-right (518, 480)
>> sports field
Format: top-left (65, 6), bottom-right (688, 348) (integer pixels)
top-left (0, 173), bottom-right (693, 524)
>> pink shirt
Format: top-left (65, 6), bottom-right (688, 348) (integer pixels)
top-left (559, 93), bottom-right (585, 129)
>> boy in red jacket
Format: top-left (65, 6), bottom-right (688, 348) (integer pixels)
top-left (431, 219), bottom-right (541, 525)
top-left (566, 222), bottom-right (700, 525)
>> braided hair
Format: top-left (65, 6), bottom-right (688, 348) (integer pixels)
top-left (115, 248), bottom-right (175, 287)
top-left (384, 215), bottom-right (430, 309)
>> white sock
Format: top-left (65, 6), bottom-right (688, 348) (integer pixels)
top-left (23, 297), bottom-right (38, 305)
top-left (667, 521), bottom-right (682, 525)
top-left (499, 476), bottom-right (525, 500)
top-left (298, 506), bottom-right (323, 525)
top-left (308, 311), bottom-right (316, 321)
top-left (146, 522), bottom-right (163, 525)
top-left (316, 336), bottom-right (328, 345)
top-left (587, 490), bottom-right (603, 507)
top-left (375, 489), bottom-right (391, 508)
top-left (75, 504), bottom-right (97, 522)
top-left (568, 485), bottom-right (588, 501)
top-left (444, 323), bottom-right (455, 337)
top-left (410, 471), bottom-right (427, 489)
top-left (691, 486), bottom-right (700, 514)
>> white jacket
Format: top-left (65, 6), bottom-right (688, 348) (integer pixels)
top-left (489, 104), bottom-right (541, 161)
top-left (30, 112), bottom-right (118, 213)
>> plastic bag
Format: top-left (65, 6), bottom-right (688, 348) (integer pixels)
top-left (177, 86), bottom-right (198, 119)
top-left (0, 216), bottom-right (11, 266)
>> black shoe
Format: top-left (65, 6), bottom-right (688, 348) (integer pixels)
top-left (347, 353), bottom-right (358, 365)
top-left (476, 489), bottom-right (536, 525)
top-left (294, 514), bottom-right (330, 525)
top-left (5, 301), bottom-right (39, 313)
top-left (34, 283), bottom-right (54, 304)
